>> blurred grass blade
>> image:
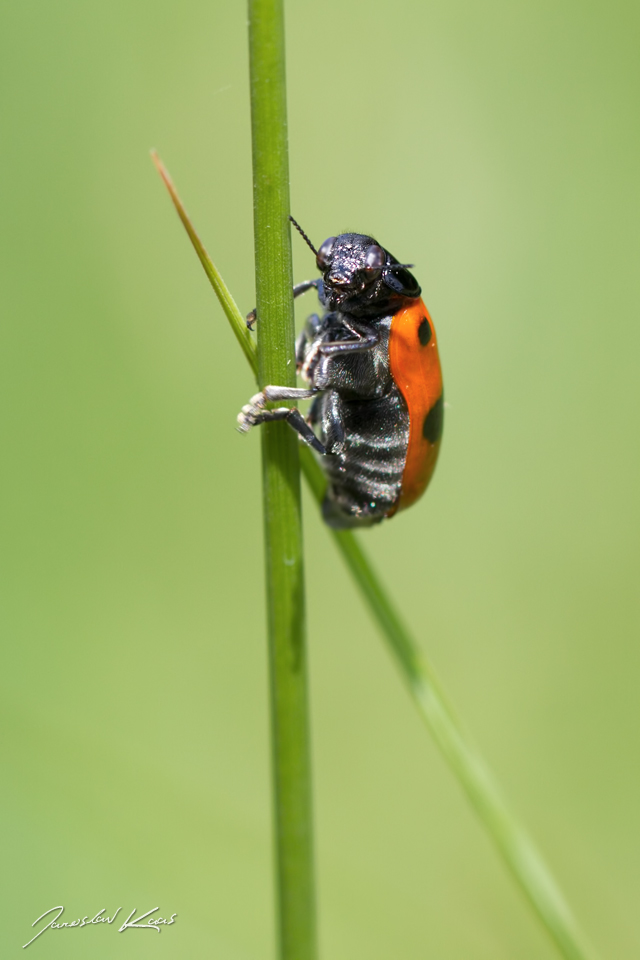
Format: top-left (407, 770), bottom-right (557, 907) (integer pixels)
top-left (152, 154), bottom-right (599, 960)
top-left (324, 513), bottom-right (598, 960)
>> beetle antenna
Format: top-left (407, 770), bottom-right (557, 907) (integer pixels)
top-left (289, 215), bottom-right (318, 256)
top-left (390, 263), bottom-right (415, 271)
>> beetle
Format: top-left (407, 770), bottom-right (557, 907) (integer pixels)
top-left (237, 218), bottom-right (443, 529)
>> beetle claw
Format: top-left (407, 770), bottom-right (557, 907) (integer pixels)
top-left (237, 392), bottom-right (268, 432)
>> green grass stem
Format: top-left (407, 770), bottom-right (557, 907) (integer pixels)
top-left (248, 2), bottom-right (317, 960)
top-left (152, 155), bottom-right (600, 960)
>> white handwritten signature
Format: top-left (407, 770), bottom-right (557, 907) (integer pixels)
top-left (23, 906), bottom-right (177, 948)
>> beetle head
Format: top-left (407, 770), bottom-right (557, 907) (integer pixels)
top-left (314, 233), bottom-right (421, 313)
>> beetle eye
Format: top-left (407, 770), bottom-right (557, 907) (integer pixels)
top-left (363, 244), bottom-right (385, 274)
top-left (316, 237), bottom-right (336, 270)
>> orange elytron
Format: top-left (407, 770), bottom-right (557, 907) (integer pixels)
top-left (388, 299), bottom-right (443, 513)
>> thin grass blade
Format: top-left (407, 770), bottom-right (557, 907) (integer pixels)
top-left (150, 150), bottom-right (256, 373)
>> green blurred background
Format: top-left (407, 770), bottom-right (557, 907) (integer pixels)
top-left (2, 0), bottom-right (639, 956)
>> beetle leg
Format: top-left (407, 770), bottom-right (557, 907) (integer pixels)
top-left (237, 388), bottom-right (325, 454)
top-left (242, 408), bottom-right (326, 454)
top-left (241, 386), bottom-right (317, 411)
top-left (319, 333), bottom-right (380, 355)
top-left (293, 278), bottom-right (321, 299)
top-left (237, 385), bottom-right (324, 453)
top-left (300, 337), bottom-right (325, 382)
top-left (300, 332), bottom-right (379, 383)
top-left (295, 313), bottom-right (322, 368)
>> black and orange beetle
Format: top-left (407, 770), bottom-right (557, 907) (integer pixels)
top-left (237, 218), bottom-right (443, 528)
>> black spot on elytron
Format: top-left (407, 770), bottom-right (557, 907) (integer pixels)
top-left (423, 394), bottom-right (444, 443)
top-left (418, 318), bottom-right (431, 346)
